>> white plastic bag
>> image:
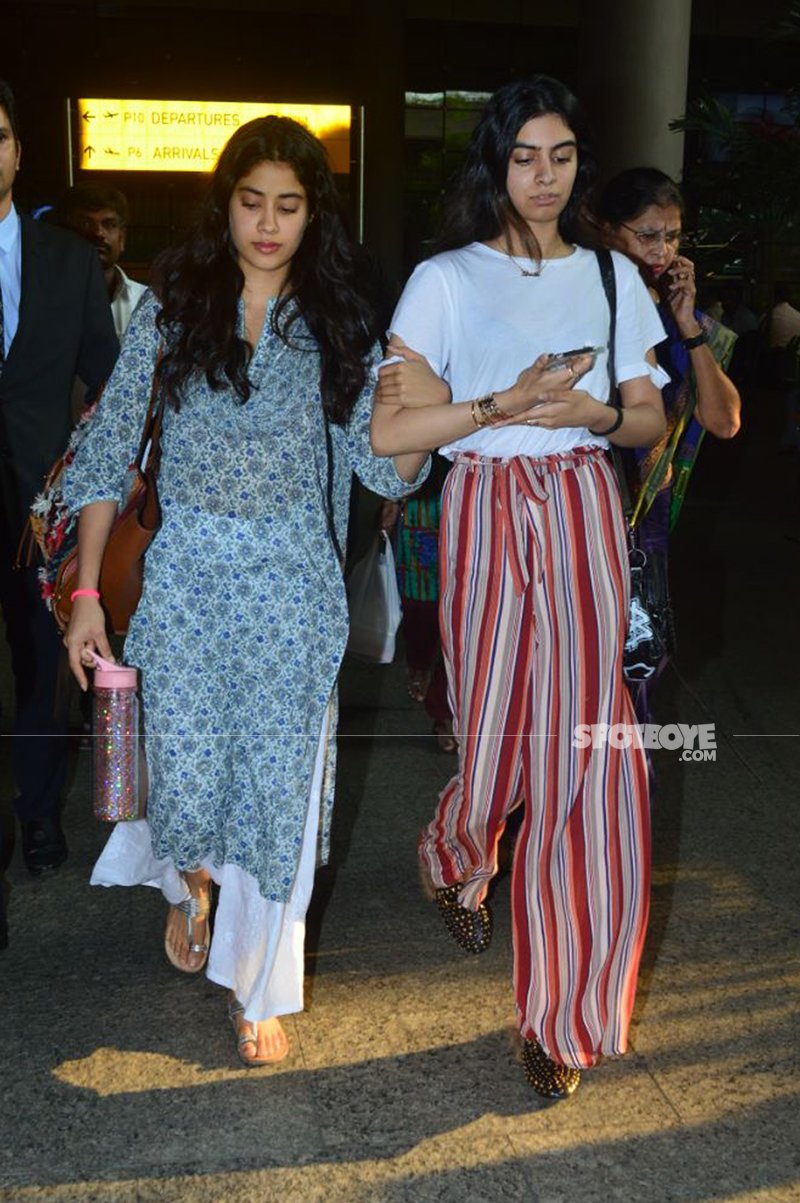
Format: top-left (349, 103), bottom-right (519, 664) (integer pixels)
top-left (345, 530), bottom-right (402, 664)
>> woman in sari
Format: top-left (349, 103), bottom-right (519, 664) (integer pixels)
top-left (595, 168), bottom-right (741, 706)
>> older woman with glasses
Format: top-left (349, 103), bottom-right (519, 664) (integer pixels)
top-left (595, 167), bottom-right (740, 711)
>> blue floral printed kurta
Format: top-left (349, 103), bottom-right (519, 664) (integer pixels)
top-left (64, 291), bottom-right (426, 903)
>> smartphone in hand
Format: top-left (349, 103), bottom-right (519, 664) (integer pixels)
top-left (546, 345), bottom-right (605, 372)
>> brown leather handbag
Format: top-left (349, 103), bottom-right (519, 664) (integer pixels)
top-left (23, 357), bottom-right (166, 636)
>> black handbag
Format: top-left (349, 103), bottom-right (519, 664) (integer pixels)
top-left (596, 250), bottom-right (675, 683)
top-left (624, 536), bottom-right (675, 682)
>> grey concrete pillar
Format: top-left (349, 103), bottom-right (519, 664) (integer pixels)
top-left (577, 0), bottom-right (693, 183)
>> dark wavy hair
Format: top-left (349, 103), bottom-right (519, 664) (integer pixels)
top-left (57, 182), bottom-right (130, 225)
top-left (435, 75), bottom-right (597, 261)
top-left (155, 116), bottom-right (378, 423)
top-left (593, 167), bottom-right (685, 228)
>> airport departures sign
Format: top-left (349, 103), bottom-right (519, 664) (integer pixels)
top-left (76, 99), bottom-right (352, 174)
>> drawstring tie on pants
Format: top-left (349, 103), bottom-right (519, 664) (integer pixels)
top-left (454, 447), bottom-right (607, 597)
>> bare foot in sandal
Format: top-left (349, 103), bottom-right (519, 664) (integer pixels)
top-left (228, 995), bottom-right (289, 1066)
top-left (164, 869), bottom-right (211, 973)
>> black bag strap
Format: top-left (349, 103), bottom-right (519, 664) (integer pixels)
top-left (324, 419), bottom-right (345, 569)
top-left (595, 249), bottom-right (634, 523)
top-left (596, 248), bottom-right (617, 396)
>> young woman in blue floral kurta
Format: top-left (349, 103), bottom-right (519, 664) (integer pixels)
top-left (64, 117), bottom-right (427, 1066)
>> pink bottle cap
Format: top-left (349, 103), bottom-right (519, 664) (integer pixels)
top-left (88, 650), bottom-right (137, 689)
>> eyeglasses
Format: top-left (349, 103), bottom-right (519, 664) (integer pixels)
top-left (619, 222), bottom-right (681, 248)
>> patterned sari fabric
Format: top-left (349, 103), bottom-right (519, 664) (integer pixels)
top-left (627, 309), bottom-right (737, 724)
top-left (632, 308), bottom-right (737, 549)
top-left (395, 457), bottom-right (453, 727)
top-left (395, 454), bottom-right (450, 603)
top-left (396, 494), bottom-right (442, 603)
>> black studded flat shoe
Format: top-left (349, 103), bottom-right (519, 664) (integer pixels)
top-left (434, 883), bottom-right (493, 954)
top-left (521, 1037), bottom-right (581, 1099)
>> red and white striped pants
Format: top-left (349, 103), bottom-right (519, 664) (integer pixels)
top-left (419, 448), bottom-right (650, 1069)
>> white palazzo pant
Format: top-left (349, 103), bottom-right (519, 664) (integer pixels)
top-left (90, 721), bottom-right (327, 1024)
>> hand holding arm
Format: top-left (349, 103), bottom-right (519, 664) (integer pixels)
top-left (371, 348), bottom-right (579, 457)
top-left (374, 337), bottom-right (453, 476)
top-left (375, 337), bottom-right (452, 408)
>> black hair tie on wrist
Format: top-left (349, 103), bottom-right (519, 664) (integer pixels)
top-left (682, 330), bottom-right (708, 350)
top-left (589, 407), bottom-right (623, 437)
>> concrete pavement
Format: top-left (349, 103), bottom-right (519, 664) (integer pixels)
top-left (1, 392), bottom-right (798, 1202)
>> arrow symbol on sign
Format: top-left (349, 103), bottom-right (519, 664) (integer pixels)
top-left (84, 146), bottom-right (95, 159)
top-left (82, 111), bottom-right (94, 122)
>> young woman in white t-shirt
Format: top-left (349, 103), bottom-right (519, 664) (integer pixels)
top-left (371, 75), bottom-right (667, 1098)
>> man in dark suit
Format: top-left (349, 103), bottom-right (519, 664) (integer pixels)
top-left (0, 79), bottom-right (119, 884)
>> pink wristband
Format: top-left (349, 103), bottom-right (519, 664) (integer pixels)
top-left (70, 588), bottom-right (101, 602)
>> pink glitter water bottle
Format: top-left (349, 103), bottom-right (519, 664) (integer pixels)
top-left (89, 652), bottom-right (140, 822)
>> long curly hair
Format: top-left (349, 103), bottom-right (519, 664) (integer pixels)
top-left (435, 75), bottom-right (597, 262)
top-left (155, 115), bottom-right (378, 424)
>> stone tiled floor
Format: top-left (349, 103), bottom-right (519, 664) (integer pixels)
top-left (1, 403), bottom-right (798, 1202)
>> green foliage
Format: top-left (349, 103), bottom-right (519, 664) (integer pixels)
top-left (771, 1), bottom-right (800, 40)
top-left (671, 93), bottom-right (800, 232)
top-left (670, 89), bottom-right (800, 296)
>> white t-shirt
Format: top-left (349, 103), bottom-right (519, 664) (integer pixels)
top-left (388, 242), bottom-right (668, 458)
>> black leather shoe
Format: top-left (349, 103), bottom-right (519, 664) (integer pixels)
top-left (20, 818), bottom-right (67, 876)
top-left (435, 884), bottom-right (493, 954)
top-left (521, 1037), bottom-right (581, 1099)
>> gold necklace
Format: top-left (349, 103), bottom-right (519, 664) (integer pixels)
top-left (514, 256), bottom-right (544, 278)
top-left (509, 240), bottom-right (574, 277)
